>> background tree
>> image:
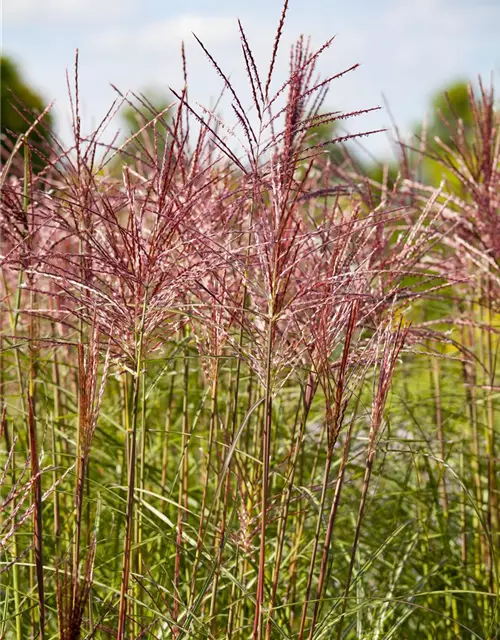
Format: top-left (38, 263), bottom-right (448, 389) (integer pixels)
top-left (306, 117), bottom-right (351, 167)
top-left (414, 80), bottom-right (476, 187)
top-left (1, 56), bottom-right (54, 173)
top-left (357, 81), bottom-right (481, 194)
top-left (115, 90), bottom-right (174, 170)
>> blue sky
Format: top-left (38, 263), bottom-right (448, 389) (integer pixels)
top-left (3, 0), bottom-right (499, 160)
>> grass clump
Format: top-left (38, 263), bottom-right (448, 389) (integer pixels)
top-left (1, 5), bottom-right (499, 639)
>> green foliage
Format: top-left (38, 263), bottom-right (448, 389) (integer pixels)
top-left (0, 56), bottom-right (54, 173)
top-left (427, 81), bottom-right (474, 147)
top-left (414, 81), bottom-right (476, 187)
top-left (355, 82), bottom-right (483, 193)
top-left (306, 119), bottom-right (347, 166)
top-left (117, 91), bottom-right (174, 167)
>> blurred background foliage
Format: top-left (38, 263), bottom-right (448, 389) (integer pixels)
top-left (118, 91), bottom-right (175, 166)
top-left (1, 56), bottom-right (55, 174)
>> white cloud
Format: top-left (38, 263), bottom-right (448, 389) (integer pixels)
top-left (376, 0), bottom-right (499, 84)
top-left (3, 0), bottom-right (133, 24)
top-left (383, 0), bottom-right (500, 45)
top-left (91, 14), bottom-right (241, 53)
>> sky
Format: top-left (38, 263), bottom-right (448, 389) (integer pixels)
top-left (3, 0), bottom-right (499, 161)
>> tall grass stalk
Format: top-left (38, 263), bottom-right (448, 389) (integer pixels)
top-left (117, 294), bottom-right (148, 639)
